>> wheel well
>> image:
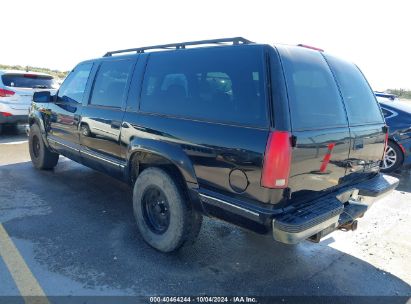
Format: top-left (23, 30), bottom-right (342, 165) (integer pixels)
top-left (129, 152), bottom-right (189, 196)
top-left (388, 139), bottom-right (405, 158)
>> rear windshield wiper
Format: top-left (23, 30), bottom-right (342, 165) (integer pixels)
top-left (33, 85), bottom-right (49, 89)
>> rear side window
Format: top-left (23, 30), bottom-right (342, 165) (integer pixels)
top-left (140, 46), bottom-right (267, 127)
top-left (280, 47), bottom-right (347, 130)
top-left (325, 55), bottom-right (384, 125)
top-left (58, 63), bottom-right (93, 103)
top-left (90, 59), bottom-right (134, 108)
top-left (2, 74), bottom-right (57, 89)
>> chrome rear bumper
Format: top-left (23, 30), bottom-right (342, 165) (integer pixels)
top-left (272, 173), bottom-right (399, 244)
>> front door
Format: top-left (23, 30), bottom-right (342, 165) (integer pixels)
top-left (47, 63), bottom-right (93, 162)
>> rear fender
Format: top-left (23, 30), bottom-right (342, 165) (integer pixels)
top-left (126, 137), bottom-right (198, 189)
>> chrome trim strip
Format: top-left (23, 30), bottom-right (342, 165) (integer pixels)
top-left (199, 193), bottom-right (260, 217)
top-left (81, 150), bottom-right (120, 166)
top-left (49, 137), bottom-right (126, 168)
top-left (48, 138), bottom-right (78, 151)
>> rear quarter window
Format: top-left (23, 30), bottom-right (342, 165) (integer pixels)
top-left (279, 47), bottom-right (347, 130)
top-left (324, 55), bottom-right (384, 125)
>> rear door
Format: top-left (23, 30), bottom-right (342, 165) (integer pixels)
top-left (79, 58), bottom-right (135, 177)
top-left (324, 55), bottom-right (386, 180)
top-left (276, 46), bottom-right (351, 201)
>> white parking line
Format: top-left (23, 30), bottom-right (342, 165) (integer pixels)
top-left (0, 224), bottom-right (50, 303)
top-left (0, 140), bottom-right (28, 145)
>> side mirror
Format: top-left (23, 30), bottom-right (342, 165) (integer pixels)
top-left (33, 91), bottom-right (52, 103)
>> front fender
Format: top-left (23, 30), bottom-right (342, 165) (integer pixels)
top-left (28, 103), bottom-right (52, 149)
top-left (127, 137), bottom-right (198, 188)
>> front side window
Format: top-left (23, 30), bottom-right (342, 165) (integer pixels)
top-left (140, 46), bottom-right (267, 127)
top-left (89, 59), bottom-right (134, 108)
top-left (325, 55), bottom-right (384, 125)
top-left (58, 63), bottom-right (93, 103)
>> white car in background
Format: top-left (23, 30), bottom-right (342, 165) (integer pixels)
top-left (0, 70), bottom-right (58, 133)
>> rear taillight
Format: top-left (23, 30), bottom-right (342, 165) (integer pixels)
top-left (0, 88), bottom-right (15, 97)
top-left (261, 131), bottom-right (292, 189)
top-left (1, 112), bottom-right (13, 117)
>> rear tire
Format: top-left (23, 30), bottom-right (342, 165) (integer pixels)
top-left (29, 124), bottom-right (59, 170)
top-left (133, 167), bottom-right (202, 253)
top-left (0, 124), bottom-right (3, 134)
top-left (381, 141), bottom-right (403, 173)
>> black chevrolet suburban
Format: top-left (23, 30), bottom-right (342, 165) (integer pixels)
top-left (28, 37), bottom-right (399, 252)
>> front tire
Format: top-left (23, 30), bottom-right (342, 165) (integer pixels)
top-left (29, 124), bottom-right (59, 170)
top-left (381, 141), bottom-right (404, 173)
top-left (133, 167), bottom-right (202, 253)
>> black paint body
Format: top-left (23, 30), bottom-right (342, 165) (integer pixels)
top-left (29, 43), bottom-right (386, 233)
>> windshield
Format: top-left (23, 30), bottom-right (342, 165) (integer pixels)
top-left (1, 74), bottom-right (58, 89)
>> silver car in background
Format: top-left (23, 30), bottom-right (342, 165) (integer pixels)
top-left (0, 70), bottom-right (58, 133)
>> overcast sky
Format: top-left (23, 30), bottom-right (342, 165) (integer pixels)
top-left (1, 0), bottom-right (409, 90)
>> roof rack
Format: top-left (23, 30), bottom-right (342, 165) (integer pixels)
top-left (103, 37), bottom-right (253, 57)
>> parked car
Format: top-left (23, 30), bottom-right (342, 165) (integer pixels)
top-left (379, 100), bottom-right (411, 172)
top-left (375, 91), bottom-right (398, 102)
top-left (0, 70), bottom-right (58, 133)
top-left (28, 37), bottom-right (398, 253)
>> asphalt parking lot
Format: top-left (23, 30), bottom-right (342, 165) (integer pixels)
top-left (0, 125), bottom-right (410, 301)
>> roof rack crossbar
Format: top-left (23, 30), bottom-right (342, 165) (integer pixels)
top-left (103, 37), bottom-right (253, 57)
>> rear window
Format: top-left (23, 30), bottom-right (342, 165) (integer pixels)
top-left (279, 47), bottom-right (347, 130)
top-left (325, 55), bottom-right (384, 125)
top-left (1, 73), bottom-right (57, 89)
top-left (140, 46), bottom-right (267, 127)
